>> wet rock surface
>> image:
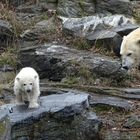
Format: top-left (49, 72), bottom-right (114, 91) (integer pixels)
top-left (0, 92), bottom-right (102, 140)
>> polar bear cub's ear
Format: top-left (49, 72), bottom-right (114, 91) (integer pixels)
top-left (16, 77), bottom-right (20, 81)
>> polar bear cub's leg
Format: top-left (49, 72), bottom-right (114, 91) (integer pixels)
top-left (14, 89), bottom-right (24, 105)
top-left (28, 89), bottom-right (40, 108)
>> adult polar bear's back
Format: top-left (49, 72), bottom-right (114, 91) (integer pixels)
top-left (14, 67), bottom-right (40, 108)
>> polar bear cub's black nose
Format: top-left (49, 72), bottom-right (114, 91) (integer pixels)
top-left (27, 89), bottom-right (31, 93)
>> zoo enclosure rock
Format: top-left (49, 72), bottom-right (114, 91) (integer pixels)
top-left (19, 44), bottom-right (127, 81)
top-left (60, 15), bottom-right (138, 56)
top-left (0, 92), bottom-right (102, 140)
top-left (57, 0), bottom-right (133, 17)
top-left (0, 20), bottom-right (15, 47)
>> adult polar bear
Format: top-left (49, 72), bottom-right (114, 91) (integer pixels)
top-left (120, 27), bottom-right (140, 70)
top-left (14, 67), bottom-right (40, 108)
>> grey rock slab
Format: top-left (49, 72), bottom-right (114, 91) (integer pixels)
top-left (0, 92), bottom-right (89, 124)
top-left (0, 110), bottom-right (10, 140)
top-left (16, 4), bottom-right (42, 13)
top-left (0, 92), bottom-right (102, 140)
top-left (60, 15), bottom-right (136, 56)
top-left (1, 0), bottom-right (28, 7)
top-left (19, 44), bottom-right (127, 80)
top-left (57, 0), bottom-right (133, 17)
top-left (123, 88), bottom-right (140, 95)
top-left (0, 65), bottom-right (14, 72)
top-left (57, 0), bottom-right (95, 17)
top-left (60, 15), bottom-right (133, 37)
top-left (89, 94), bottom-right (134, 111)
top-left (20, 17), bottom-right (56, 41)
top-left (83, 57), bottom-right (126, 78)
top-left (112, 24), bottom-right (139, 36)
top-left (0, 20), bottom-right (15, 47)
top-left (95, 0), bottom-right (133, 16)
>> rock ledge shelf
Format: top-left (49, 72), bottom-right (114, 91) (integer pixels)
top-left (0, 92), bottom-right (102, 140)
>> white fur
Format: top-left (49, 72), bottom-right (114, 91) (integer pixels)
top-left (14, 67), bottom-right (40, 108)
top-left (120, 28), bottom-right (140, 69)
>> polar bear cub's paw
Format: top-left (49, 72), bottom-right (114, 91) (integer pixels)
top-left (29, 102), bottom-right (39, 108)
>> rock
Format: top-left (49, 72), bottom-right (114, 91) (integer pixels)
top-left (20, 17), bottom-right (56, 41)
top-left (0, 65), bottom-right (14, 72)
top-left (1, 0), bottom-right (28, 7)
top-left (19, 44), bottom-right (127, 81)
top-left (0, 20), bottom-right (15, 47)
top-left (16, 3), bottom-right (43, 13)
top-left (57, 0), bottom-right (95, 17)
top-left (95, 0), bottom-right (133, 16)
top-left (16, 1), bottom-right (57, 13)
top-left (89, 94), bottom-right (134, 111)
top-left (60, 15), bottom-right (137, 56)
top-left (102, 130), bottom-right (140, 140)
top-left (0, 87), bottom-right (14, 104)
top-left (83, 57), bottom-right (126, 78)
top-left (113, 24), bottom-right (139, 36)
top-left (60, 15), bottom-right (133, 37)
top-left (0, 110), bottom-right (10, 140)
top-left (57, 0), bottom-right (133, 17)
top-left (124, 115), bottom-right (140, 128)
top-left (40, 83), bottom-right (140, 100)
top-left (0, 92), bottom-right (102, 140)
top-left (123, 88), bottom-right (140, 94)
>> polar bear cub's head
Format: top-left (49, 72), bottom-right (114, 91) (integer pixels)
top-left (15, 67), bottom-right (39, 94)
top-left (16, 75), bottom-right (37, 93)
top-left (120, 28), bottom-right (140, 70)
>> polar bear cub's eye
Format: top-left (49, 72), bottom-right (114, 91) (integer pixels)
top-left (23, 84), bottom-right (26, 86)
top-left (127, 53), bottom-right (132, 56)
top-left (30, 83), bottom-right (33, 85)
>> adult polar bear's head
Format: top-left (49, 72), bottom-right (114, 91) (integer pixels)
top-left (120, 28), bottom-right (140, 70)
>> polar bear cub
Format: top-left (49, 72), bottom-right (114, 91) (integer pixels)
top-left (14, 67), bottom-right (40, 108)
top-left (120, 27), bottom-right (140, 70)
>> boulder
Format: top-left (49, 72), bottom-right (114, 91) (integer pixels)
top-left (57, 0), bottom-right (133, 17)
top-left (20, 17), bottom-right (56, 41)
top-left (0, 92), bottom-right (102, 140)
top-left (1, 0), bottom-right (28, 7)
top-left (57, 0), bottom-right (95, 17)
top-left (19, 44), bottom-right (127, 81)
top-left (0, 20), bottom-right (15, 47)
top-left (89, 95), bottom-right (134, 111)
top-left (60, 15), bottom-right (138, 56)
top-left (95, 0), bottom-right (133, 16)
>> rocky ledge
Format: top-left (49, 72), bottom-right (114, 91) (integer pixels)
top-left (19, 44), bottom-right (127, 81)
top-left (0, 91), bottom-right (102, 140)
